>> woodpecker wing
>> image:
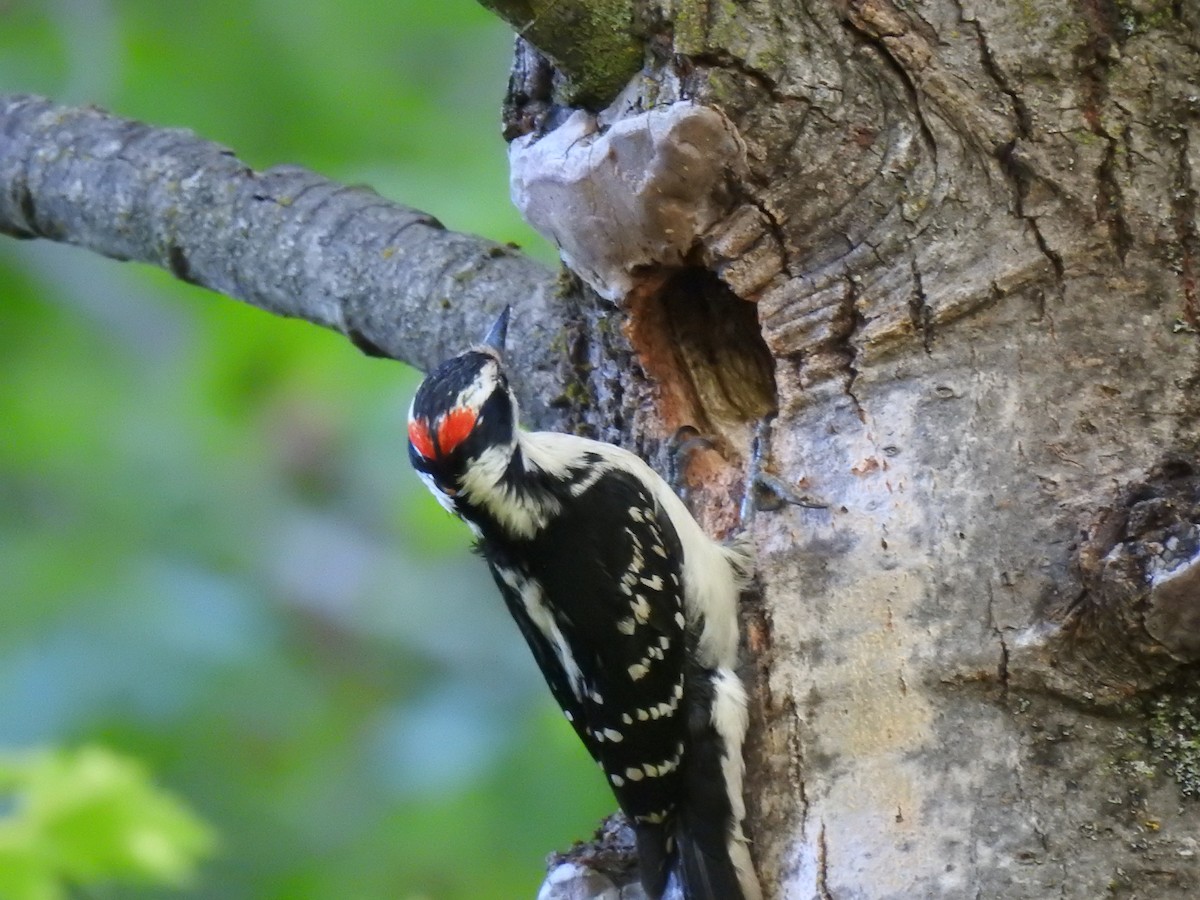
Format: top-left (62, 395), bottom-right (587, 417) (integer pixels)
top-left (478, 466), bottom-right (689, 826)
top-left (483, 554), bottom-right (601, 757)
top-left (557, 471), bottom-right (689, 826)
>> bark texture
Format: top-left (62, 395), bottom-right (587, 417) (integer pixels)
top-left (500, 1), bottom-right (1200, 898)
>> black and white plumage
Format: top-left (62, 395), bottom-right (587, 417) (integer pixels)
top-left (407, 309), bottom-right (761, 900)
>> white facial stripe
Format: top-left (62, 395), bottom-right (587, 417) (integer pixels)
top-left (417, 471), bottom-right (458, 515)
top-left (454, 359), bottom-right (499, 413)
top-left (459, 442), bottom-right (560, 538)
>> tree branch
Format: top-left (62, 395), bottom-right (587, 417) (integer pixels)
top-left (0, 94), bottom-right (575, 427)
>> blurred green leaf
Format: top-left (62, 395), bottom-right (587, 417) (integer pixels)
top-left (0, 746), bottom-right (215, 900)
top-left (0, 2), bottom-right (595, 899)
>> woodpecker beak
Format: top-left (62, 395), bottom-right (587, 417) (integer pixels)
top-left (482, 306), bottom-right (510, 353)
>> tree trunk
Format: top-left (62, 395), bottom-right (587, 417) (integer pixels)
top-left (502, 1), bottom-right (1200, 897)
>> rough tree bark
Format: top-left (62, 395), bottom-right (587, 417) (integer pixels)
top-left (3, 1), bottom-right (1200, 898)
top-left (501, 2), bottom-right (1200, 898)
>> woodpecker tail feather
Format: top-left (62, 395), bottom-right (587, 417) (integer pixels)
top-left (675, 816), bottom-right (748, 900)
top-left (674, 762), bottom-right (760, 900)
top-left (634, 822), bottom-right (672, 900)
top-left (668, 667), bottom-right (761, 900)
top-left (637, 815), bottom-right (750, 900)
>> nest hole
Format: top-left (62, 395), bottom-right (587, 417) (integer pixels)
top-left (627, 267), bottom-right (778, 458)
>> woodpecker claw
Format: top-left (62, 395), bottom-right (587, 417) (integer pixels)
top-left (740, 414), bottom-right (827, 525)
top-left (751, 471), bottom-right (828, 512)
top-left (667, 425), bottom-right (716, 506)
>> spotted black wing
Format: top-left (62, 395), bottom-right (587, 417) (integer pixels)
top-left (483, 553), bottom-right (601, 759)
top-left (508, 469), bottom-right (688, 825)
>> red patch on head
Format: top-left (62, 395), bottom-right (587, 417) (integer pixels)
top-left (437, 407), bottom-right (477, 456)
top-left (408, 418), bottom-right (436, 459)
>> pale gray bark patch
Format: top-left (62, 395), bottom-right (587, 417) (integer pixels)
top-left (540, 814), bottom-right (653, 899)
top-left (538, 863), bottom-right (626, 900)
top-left (0, 93), bottom-right (576, 429)
top-left (509, 102), bottom-right (748, 302)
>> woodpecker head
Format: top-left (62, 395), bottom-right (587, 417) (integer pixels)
top-left (407, 307), bottom-right (518, 494)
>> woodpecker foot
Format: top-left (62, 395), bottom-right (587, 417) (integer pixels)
top-left (740, 415), bottom-right (826, 526)
top-left (667, 425), bottom-right (716, 508)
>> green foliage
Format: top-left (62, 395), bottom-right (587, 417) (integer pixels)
top-left (0, 745), bottom-right (214, 899)
top-left (0, 2), bottom-right (597, 899)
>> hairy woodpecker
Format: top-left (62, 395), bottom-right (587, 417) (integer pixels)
top-left (407, 308), bottom-right (762, 900)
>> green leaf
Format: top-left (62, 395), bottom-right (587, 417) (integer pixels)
top-left (0, 746), bottom-right (215, 900)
